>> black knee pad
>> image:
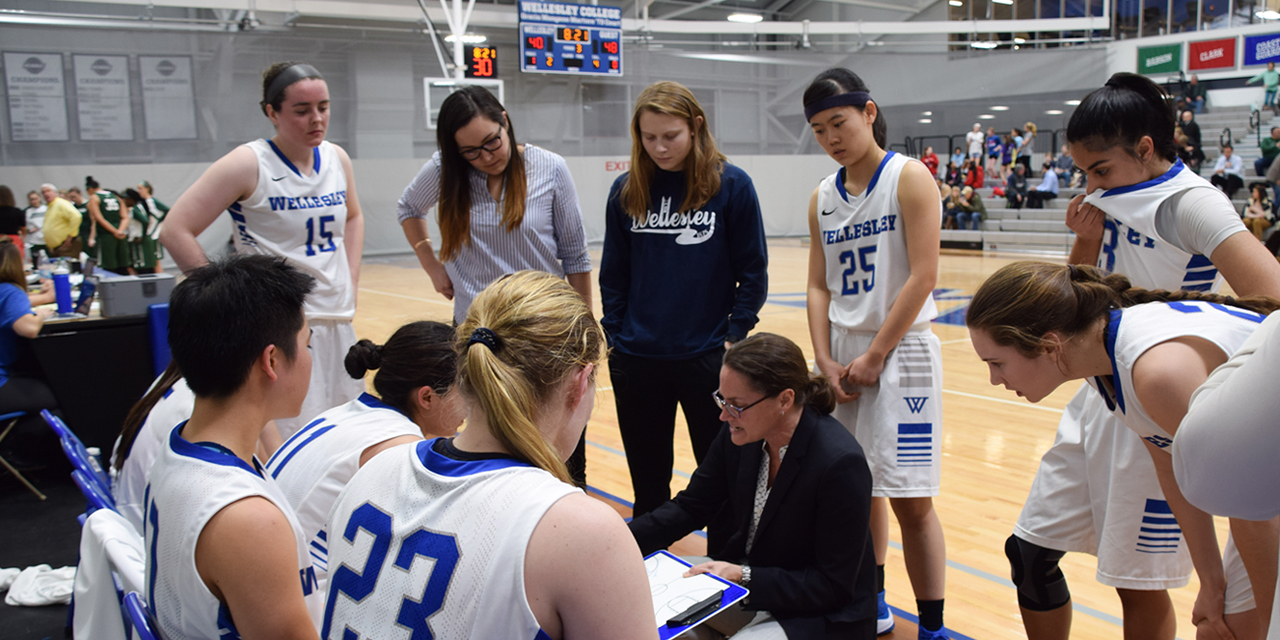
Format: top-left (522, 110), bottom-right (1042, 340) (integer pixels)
top-left (1005, 534), bottom-right (1071, 612)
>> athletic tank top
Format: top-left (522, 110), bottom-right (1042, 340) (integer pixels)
top-left (230, 139), bottom-right (353, 320)
top-left (145, 423), bottom-right (322, 638)
top-left (97, 191), bottom-right (123, 227)
top-left (1082, 160), bottom-right (1240, 292)
top-left (265, 393), bottom-right (422, 592)
top-left (113, 378), bottom-right (196, 534)
top-left (322, 439), bottom-right (576, 640)
top-left (1089, 301), bottom-right (1266, 450)
top-left (816, 152), bottom-right (938, 332)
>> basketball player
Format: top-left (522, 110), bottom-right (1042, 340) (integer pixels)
top-left (160, 61), bottom-right (365, 442)
top-left (266, 321), bottom-right (463, 594)
top-left (802, 68), bottom-right (949, 639)
top-left (968, 262), bottom-right (1280, 640)
top-left (112, 363), bottom-right (194, 534)
top-left (144, 255), bottom-right (321, 639)
top-left (322, 271), bottom-right (657, 640)
top-left (1008, 72), bottom-right (1280, 640)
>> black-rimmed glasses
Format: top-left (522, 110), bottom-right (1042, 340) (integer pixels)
top-left (459, 126), bottom-right (504, 161)
top-left (712, 390), bottom-right (773, 419)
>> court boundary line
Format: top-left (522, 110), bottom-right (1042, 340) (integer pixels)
top-left (357, 287), bottom-right (454, 307)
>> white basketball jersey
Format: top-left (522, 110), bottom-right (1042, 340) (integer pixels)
top-left (264, 393), bottom-right (422, 591)
top-left (145, 423), bottom-right (322, 638)
top-left (113, 378), bottom-right (196, 534)
top-left (1082, 160), bottom-right (1238, 292)
top-left (322, 439), bottom-right (577, 640)
top-left (1089, 301), bottom-right (1265, 450)
top-left (230, 139), bottom-right (354, 320)
top-left (817, 152), bottom-right (938, 332)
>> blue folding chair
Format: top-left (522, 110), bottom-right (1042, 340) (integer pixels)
top-left (72, 469), bottom-right (115, 515)
top-left (147, 303), bottom-right (170, 378)
top-left (0, 411), bottom-right (44, 500)
top-left (41, 410), bottom-right (111, 495)
top-left (123, 592), bottom-right (162, 640)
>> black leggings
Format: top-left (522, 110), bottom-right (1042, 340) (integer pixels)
top-left (0, 375), bottom-right (61, 464)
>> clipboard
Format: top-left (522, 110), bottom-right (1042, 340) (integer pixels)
top-left (645, 550), bottom-right (750, 640)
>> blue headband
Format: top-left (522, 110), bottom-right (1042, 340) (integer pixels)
top-left (263, 64), bottom-right (323, 108)
top-left (804, 91), bottom-right (872, 121)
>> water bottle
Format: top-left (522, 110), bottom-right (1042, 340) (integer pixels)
top-left (85, 446), bottom-right (106, 480)
top-left (36, 251), bottom-right (52, 281)
top-left (53, 262), bottom-right (72, 314)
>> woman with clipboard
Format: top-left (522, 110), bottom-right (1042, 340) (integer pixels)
top-left (629, 333), bottom-right (878, 639)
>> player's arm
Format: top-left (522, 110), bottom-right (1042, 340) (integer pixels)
top-left (846, 160), bottom-right (939, 387)
top-left (159, 146), bottom-right (259, 274)
top-left (805, 188), bottom-right (855, 404)
top-left (87, 195), bottom-right (122, 239)
top-left (195, 496), bottom-right (319, 640)
top-left (1210, 231), bottom-right (1280, 299)
top-left (525, 493), bottom-right (658, 640)
top-left (334, 144), bottom-right (364, 292)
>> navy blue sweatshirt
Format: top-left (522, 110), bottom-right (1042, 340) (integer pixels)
top-left (599, 164), bottom-right (768, 359)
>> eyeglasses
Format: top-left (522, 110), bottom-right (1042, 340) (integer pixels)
top-left (712, 390), bottom-right (773, 419)
top-left (459, 126), bottom-right (505, 161)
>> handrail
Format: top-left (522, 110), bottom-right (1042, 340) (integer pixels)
top-left (1220, 127), bottom-right (1232, 149)
top-left (1252, 109), bottom-right (1262, 148)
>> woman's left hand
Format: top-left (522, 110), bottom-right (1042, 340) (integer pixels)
top-left (684, 561), bottom-right (743, 584)
top-left (844, 351), bottom-right (886, 388)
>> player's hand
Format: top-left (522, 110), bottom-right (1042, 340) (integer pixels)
top-left (1065, 195), bottom-right (1104, 242)
top-left (1191, 585), bottom-right (1235, 640)
top-left (424, 260), bottom-right (454, 301)
top-left (684, 561), bottom-right (742, 584)
top-left (112, 228), bottom-right (127, 240)
top-left (817, 356), bottom-right (859, 404)
top-left (845, 351), bottom-right (885, 388)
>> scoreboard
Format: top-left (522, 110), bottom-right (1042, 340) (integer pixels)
top-left (519, 1), bottom-right (623, 76)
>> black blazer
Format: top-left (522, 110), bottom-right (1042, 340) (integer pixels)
top-left (629, 406), bottom-right (876, 640)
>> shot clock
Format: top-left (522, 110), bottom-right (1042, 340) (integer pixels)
top-left (518, 0), bottom-right (622, 76)
top-left (466, 46), bottom-right (498, 78)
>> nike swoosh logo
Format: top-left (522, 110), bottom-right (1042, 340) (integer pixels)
top-left (820, 208), bottom-right (837, 216)
top-left (271, 176), bottom-right (287, 182)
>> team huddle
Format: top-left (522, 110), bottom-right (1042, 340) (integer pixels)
top-left (117, 59), bottom-right (1280, 640)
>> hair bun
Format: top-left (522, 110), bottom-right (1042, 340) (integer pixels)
top-left (343, 339), bottom-right (383, 379)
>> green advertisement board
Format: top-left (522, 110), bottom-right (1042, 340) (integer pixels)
top-left (1137, 43), bottom-right (1182, 74)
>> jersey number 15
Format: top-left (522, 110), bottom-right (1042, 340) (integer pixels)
top-left (305, 215), bottom-right (337, 257)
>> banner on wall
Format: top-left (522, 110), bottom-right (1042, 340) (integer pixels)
top-left (1137, 43), bottom-right (1182, 75)
top-left (139, 55), bottom-right (196, 140)
top-left (4, 52), bottom-right (69, 141)
top-left (1189, 37), bottom-right (1237, 71)
top-left (73, 55), bottom-right (133, 141)
top-left (1244, 33), bottom-right (1280, 66)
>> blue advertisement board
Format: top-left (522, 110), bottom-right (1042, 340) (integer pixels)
top-left (1244, 33), bottom-right (1280, 66)
top-left (519, 1), bottom-right (623, 76)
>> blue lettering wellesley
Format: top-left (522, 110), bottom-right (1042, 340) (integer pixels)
top-left (267, 190), bottom-right (347, 212)
top-left (824, 214), bottom-right (897, 245)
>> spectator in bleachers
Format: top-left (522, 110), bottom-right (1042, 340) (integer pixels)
top-left (985, 127), bottom-right (1002, 175)
top-left (949, 146), bottom-right (965, 168)
top-left (957, 186), bottom-right (985, 231)
top-left (1052, 144), bottom-right (1078, 187)
top-left (966, 123), bottom-right (984, 162)
top-left (1248, 62), bottom-right (1280, 116)
top-left (1181, 74), bottom-right (1206, 114)
top-left (1210, 143), bottom-right (1245, 198)
top-left (1268, 145), bottom-right (1280, 218)
top-left (942, 185), bottom-right (964, 229)
top-left (936, 179), bottom-right (949, 208)
top-left (1001, 133), bottom-right (1016, 179)
top-left (1258, 127), bottom-right (1280, 177)
top-left (1017, 123), bottom-right (1037, 175)
top-left (1005, 163), bottom-right (1028, 210)
top-left (943, 162), bottom-right (963, 187)
top-left (1179, 109), bottom-right (1202, 166)
top-left (921, 146), bottom-right (939, 177)
top-left (963, 158), bottom-right (985, 189)
top-left (1026, 161), bottom-right (1059, 209)
top-left (1241, 182), bottom-right (1274, 241)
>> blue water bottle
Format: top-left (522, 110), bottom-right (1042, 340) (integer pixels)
top-left (53, 262), bottom-right (72, 314)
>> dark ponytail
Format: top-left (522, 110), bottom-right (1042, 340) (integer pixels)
top-left (1067, 72), bottom-right (1178, 162)
top-left (114, 361), bottom-right (182, 472)
top-left (967, 261), bottom-right (1280, 356)
top-left (85, 176), bottom-right (99, 190)
top-left (344, 321), bottom-right (458, 416)
top-left (803, 68), bottom-right (887, 150)
top-left (724, 333), bottom-right (836, 415)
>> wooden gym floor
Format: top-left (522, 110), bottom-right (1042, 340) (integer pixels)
top-left (353, 239), bottom-right (1228, 640)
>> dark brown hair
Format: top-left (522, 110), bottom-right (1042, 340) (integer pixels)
top-left (0, 186), bottom-right (14, 208)
top-left (0, 239), bottom-right (23, 289)
top-left (114, 361), bottom-right (182, 472)
top-left (723, 332), bottom-right (836, 415)
top-left (344, 321), bottom-right (458, 415)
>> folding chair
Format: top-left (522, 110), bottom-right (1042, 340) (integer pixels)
top-left (74, 508), bottom-right (145, 640)
top-left (41, 410), bottom-right (110, 494)
top-left (147, 303), bottom-right (170, 378)
top-left (123, 592), bottom-right (162, 640)
top-left (0, 411), bottom-right (44, 500)
top-left (72, 469), bottom-right (116, 516)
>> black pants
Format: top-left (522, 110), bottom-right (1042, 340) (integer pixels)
top-left (609, 347), bottom-right (724, 517)
top-left (1210, 173), bottom-right (1244, 199)
top-left (0, 376), bottom-right (61, 466)
top-left (1027, 190), bottom-right (1056, 209)
top-left (1006, 192), bottom-right (1026, 210)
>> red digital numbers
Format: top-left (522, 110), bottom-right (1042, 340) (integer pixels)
top-left (527, 36), bottom-right (545, 50)
top-left (603, 41), bottom-right (619, 54)
top-left (610, 60), bottom-right (618, 70)
top-left (466, 46), bottom-right (497, 78)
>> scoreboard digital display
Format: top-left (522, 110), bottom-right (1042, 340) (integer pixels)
top-left (466, 46), bottom-right (498, 78)
top-left (519, 1), bottom-right (622, 76)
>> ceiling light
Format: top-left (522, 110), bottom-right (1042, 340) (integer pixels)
top-left (993, 0), bottom-right (1013, 4)
top-left (922, 111), bottom-right (933, 116)
top-left (1045, 109), bottom-right (1064, 115)
top-left (919, 118), bottom-right (932, 123)
top-left (991, 105), bottom-right (1009, 111)
top-left (978, 114), bottom-right (996, 119)
top-left (444, 33), bottom-right (487, 43)
top-left (1013, 37), bottom-right (1026, 44)
top-left (970, 41), bottom-right (998, 49)
top-left (1065, 99), bottom-right (1081, 105)
top-left (727, 12), bottom-right (763, 23)
top-left (949, 0), bottom-right (963, 5)
top-left (1257, 10), bottom-right (1280, 19)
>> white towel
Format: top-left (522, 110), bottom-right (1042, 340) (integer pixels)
top-left (72, 509), bottom-right (146, 640)
top-left (3, 564), bottom-right (76, 606)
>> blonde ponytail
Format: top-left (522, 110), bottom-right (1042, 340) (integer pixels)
top-left (456, 271), bottom-right (604, 484)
